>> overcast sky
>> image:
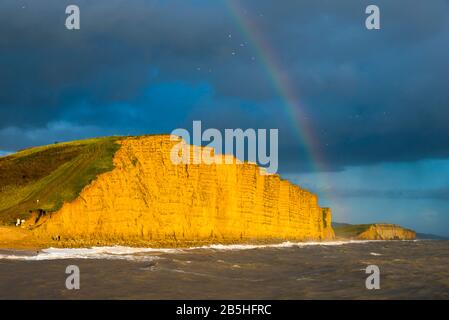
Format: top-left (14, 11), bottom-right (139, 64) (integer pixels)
top-left (1, 0), bottom-right (448, 235)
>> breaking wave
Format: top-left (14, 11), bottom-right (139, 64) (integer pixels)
top-left (0, 240), bottom-right (416, 261)
top-left (0, 246), bottom-right (175, 261)
top-left (195, 240), bottom-right (384, 251)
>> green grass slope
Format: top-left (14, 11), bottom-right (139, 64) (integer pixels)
top-left (0, 137), bottom-right (121, 225)
top-left (332, 222), bottom-right (372, 238)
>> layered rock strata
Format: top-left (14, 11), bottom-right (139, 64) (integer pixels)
top-left (29, 135), bottom-right (335, 245)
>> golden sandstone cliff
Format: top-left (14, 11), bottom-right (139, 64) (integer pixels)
top-left (356, 224), bottom-right (416, 240)
top-left (26, 135), bottom-right (335, 246)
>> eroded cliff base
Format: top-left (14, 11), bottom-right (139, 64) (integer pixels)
top-left (1, 226), bottom-right (335, 249)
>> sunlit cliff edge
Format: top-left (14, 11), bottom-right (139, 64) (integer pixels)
top-left (0, 135), bottom-right (417, 249)
top-left (1, 135), bottom-right (335, 248)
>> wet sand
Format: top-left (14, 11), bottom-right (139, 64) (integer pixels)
top-left (0, 240), bottom-right (448, 299)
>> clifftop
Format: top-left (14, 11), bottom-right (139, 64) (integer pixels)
top-left (0, 135), bottom-right (335, 247)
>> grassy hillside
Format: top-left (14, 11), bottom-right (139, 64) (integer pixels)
top-left (332, 222), bottom-right (372, 238)
top-left (0, 137), bottom-right (121, 225)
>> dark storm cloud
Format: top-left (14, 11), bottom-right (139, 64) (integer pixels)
top-left (0, 0), bottom-right (233, 126)
top-left (0, 0), bottom-right (449, 172)
top-left (319, 187), bottom-right (449, 200)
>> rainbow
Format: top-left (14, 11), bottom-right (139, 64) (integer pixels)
top-left (225, 0), bottom-right (326, 173)
top-left (225, 0), bottom-right (340, 207)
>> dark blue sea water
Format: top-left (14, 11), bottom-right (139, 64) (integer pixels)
top-left (0, 240), bottom-right (448, 299)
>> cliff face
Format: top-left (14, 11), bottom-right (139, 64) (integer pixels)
top-left (29, 135), bottom-right (335, 245)
top-left (356, 224), bottom-right (416, 240)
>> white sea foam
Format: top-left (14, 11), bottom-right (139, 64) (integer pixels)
top-left (190, 240), bottom-right (386, 251)
top-left (0, 240), bottom-right (397, 261)
top-left (0, 246), bottom-right (178, 261)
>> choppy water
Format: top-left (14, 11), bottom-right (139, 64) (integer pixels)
top-left (0, 240), bottom-right (448, 299)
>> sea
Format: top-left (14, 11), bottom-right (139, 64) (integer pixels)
top-left (0, 240), bottom-right (448, 299)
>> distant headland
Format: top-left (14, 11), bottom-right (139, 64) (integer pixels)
top-left (332, 222), bottom-right (416, 240)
